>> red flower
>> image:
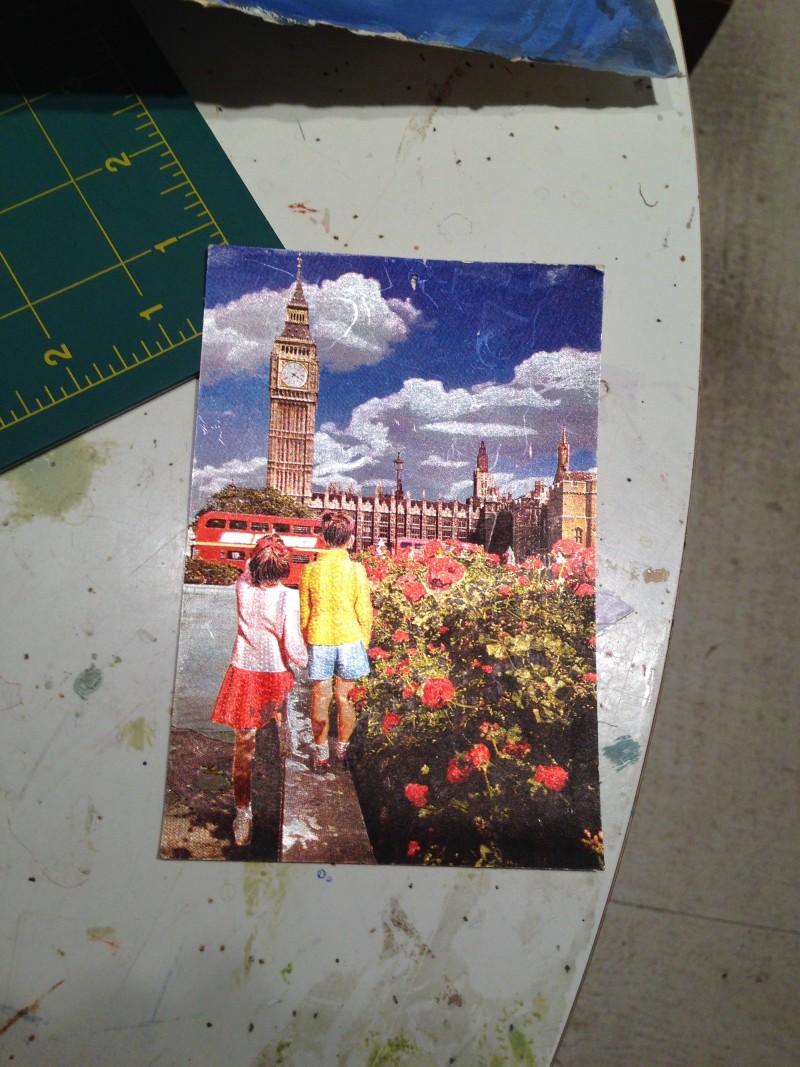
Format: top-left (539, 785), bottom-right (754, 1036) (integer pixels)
top-left (446, 756), bottom-right (473, 784)
top-left (551, 538), bottom-right (582, 558)
top-left (404, 783), bottom-right (429, 808)
top-left (365, 561), bottom-right (390, 581)
top-left (582, 672), bottom-right (597, 684)
top-left (486, 553), bottom-right (501, 566)
top-left (502, 740), bottom-right (532, 758)
top-left (479, 721), bottom-right (501, 736)
top-left (392, 629), bottom-right (411, 642)
top-left (368, 646), bottom-right (390, 660)
top-left (438, 626), bottom-right (449, 634)
top-left (347, 685), bottom-right (367, 703)
top-left (428, 555), bottom-right (466, 589)
top-left (421, 677), bottom-right (456, 709)
top-left (467, 743), bottom-right (491, 768)
top-left (517, 575), bottom-right (531, 587)
top-left (589, 636), bottom-right (597, 647)
top-left (423, 539), bottom-right (446, 558)
top-left (444, 537), bottom-right (463, 550)
top-left (401, 684), bottom-right (417, 699)
top-left (498, 584), bottom-right (512, 596)
top-left (574, 583), bottom-right (595, 597)
top-left (385, 665), bottom-right (396, 676)
top-left (481, 665), bottom-right (494, 674)
top-left (401, 580), bottom-right (427, 603)
top-left (407, 840), bottom-right (421, 857)
top-left (533, 765), bottom-right (569, 792)
top-left (382, 712), bottom-right (402, 735)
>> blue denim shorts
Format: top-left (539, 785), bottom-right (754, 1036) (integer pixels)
top-left (307, 641), bottom-right (370, 681)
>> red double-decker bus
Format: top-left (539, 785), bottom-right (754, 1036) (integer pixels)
top-left (192, 512), bottom-right (324, 587)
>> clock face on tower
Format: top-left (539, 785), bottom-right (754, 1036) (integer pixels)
top-left (280, 361), bottom-right (308, 388)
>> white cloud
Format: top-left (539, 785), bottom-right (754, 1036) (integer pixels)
top-left (419, 453), bottom-right (470, 469)
top-left (313, 347), bottom-right (599, 500)
top-left (200, 273), bottom-right (421, 383)
top-left (191, 454), bottom-right (267, 514)
top-left (312, 431), bottom-right (380, 484)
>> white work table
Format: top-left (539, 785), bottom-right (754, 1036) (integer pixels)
top-left (0, 1), bottom-right (700, 1062)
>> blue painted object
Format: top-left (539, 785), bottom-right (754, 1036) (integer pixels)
top-left (203, 0), bottom-right (679, 77)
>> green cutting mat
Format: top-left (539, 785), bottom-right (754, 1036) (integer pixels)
top-left (0, 0), bottom-right (282, 473)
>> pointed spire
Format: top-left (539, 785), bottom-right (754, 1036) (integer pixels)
top-left (477, 438), bottom-right (489, 473)
top-left (393, 451), bottom-right (404, 497)
top-left (555, 424), bottom-right (570, 483)
top-left (290, 252), bottom-right (307, 307)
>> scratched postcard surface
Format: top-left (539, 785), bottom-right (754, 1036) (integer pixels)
top-left (159, 247), bottom-right (604, 869)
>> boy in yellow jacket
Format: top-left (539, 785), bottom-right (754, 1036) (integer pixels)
top-left (299, 511), bottom-right (372, 772)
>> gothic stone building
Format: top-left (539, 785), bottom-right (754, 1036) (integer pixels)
top-left (265, 260), bottom-right (596, 556)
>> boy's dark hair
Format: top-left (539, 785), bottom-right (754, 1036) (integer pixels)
top-left (249, 537), bottom-right (290, 585)
top-left (321, 510), bottom-right (354, 547)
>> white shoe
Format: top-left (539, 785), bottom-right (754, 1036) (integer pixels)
top-left (233, 805), bottom-right (253, 847)
top-left (331, 739), bottom-right (350, 767)
top-left (312, 742), bottom-right (330, 774)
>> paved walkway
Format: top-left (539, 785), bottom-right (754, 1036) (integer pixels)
top-left (280, 680), bottom-right (375, 865)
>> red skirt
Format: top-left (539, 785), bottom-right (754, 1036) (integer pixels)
top-left (211, 664), bottom-right (294, 730)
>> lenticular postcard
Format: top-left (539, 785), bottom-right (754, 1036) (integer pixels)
top-left (160, 247), bottom-right (603, 869)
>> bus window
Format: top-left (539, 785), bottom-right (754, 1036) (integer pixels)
top-left (206, 518), bottom-right (226, 529)
top-left (227, 551), bottom-right (246, 560)
top-left (229, 520), bottom-right (248, 531)
top-left (293, 524), bottom-right (312, 534)
top-left (251, 522), bottom-right (270, 532)
top-left (291, 554), bottom-right (311, 564)
top-left (273, 522), bottom-right (290, 533)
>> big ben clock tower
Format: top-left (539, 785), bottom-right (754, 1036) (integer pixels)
top-left (266, 255), bottom-right (319, 504)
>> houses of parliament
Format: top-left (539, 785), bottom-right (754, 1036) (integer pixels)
top-left (265, 257), bottom-right (596, 558)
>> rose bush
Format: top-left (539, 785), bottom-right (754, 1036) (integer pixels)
top-left (348, 538), bottom-right (601, 870)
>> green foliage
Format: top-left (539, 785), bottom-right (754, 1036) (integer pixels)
top-left (349, 539), bottom-right (602, 869)
top-left (197, 483), bottom-right (313, 520)
top-left (183, 557), bottom-right (239, 585)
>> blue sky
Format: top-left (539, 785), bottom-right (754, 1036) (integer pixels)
top-left (191, 247), bottom-right (602, 514)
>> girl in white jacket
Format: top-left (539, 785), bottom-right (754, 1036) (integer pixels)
top-left (211, 537), bottom-right (307, 846)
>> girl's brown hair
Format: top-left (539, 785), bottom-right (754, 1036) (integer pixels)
top-left (321, 510), bottom-right (354, 547)
top-left (249, 537), bottom-right (290, 586)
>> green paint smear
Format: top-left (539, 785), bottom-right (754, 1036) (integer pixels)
top-left (603, 734), bottom-right (641, 770)
top-left (87, 926), bottom-right (114, 939)
top-left (508, 1027), bottom-right (537, 1066)
top-left (2, 439), bottom-right (109, 527)
top-left (365, 1032), bottom-right (418, 1067)
top-left (74, 666), bottom-right (102, 700)
top-left (275, 1039), bottom-right (292, 1064)
top-left (117, 716), bottom-right (155, 750)
top-left (243, 930), bottom-right (257, 977)
top-left (280, 961), bottom-right (293, 983)
top-left (242, 866), bottom-right (289, 917)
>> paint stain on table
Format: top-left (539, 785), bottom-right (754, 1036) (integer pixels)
top-left (603, 735), bottom-right (642, 771)
top-left (2, 439), bottom-right (109, 527)
top-left (117, 717), bottom-right (155, 751)
top-left (73, 666), bottom-right (102, 701)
